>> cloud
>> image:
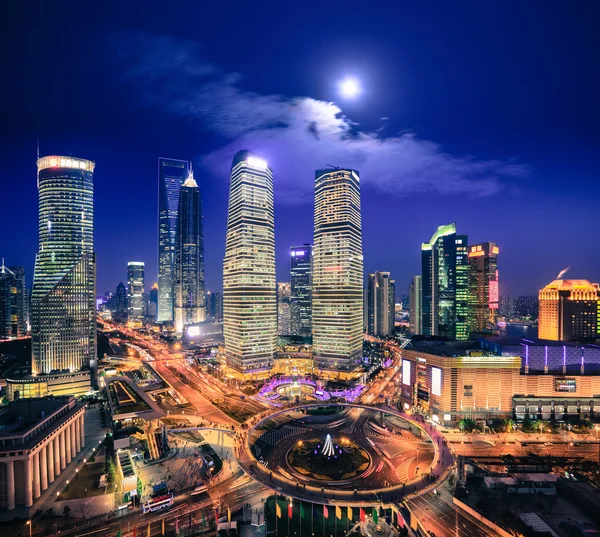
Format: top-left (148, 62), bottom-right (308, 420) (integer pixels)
top-left (118, 33), bottom-right (530, 205)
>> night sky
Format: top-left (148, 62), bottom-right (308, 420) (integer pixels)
top-left (2, 1), bottom-right (599, 298)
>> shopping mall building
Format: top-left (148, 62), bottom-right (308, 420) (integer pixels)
top-left (399, 338), bottom-right (600, 425)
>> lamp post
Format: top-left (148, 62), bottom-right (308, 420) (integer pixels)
top-left (26, 520), bottom-right (32, 537)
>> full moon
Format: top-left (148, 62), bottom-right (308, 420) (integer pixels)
top-left (339, 78), bottom-right (360, 98)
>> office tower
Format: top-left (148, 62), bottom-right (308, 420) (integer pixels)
top-left (158, 158), bottom-right (189, 323)
top-left (174, 170), bottom-right (205, 333)
top-left (147, 283), bottom-right (158, 321)
top-left (366, 272), bottom-right (395, 337)
top-left (290, 244), bottom-right (312, 336)
top-left (312, 168), bottom-right (363, 372)
top-left (538, 279), bottom-right (599, 341)
top-left (127, 262), bottom-right (145, 322)
top-left (114, 282), bottom-right (127, 316)
top-left (32, 156), bottom-right (96, 375)
top-left (409, 275), bottom-right (422, 335)
top-left (223, 151), bottom-right (277, 374)
top-left (209, 291), bottom-right (223, 321)
top-left (421, 223), bottom-right (469, 340)
top-left (277, 282), bottom-right (291, 336)
top-left (0, 261), bottom-right (28, 339)
top-left (468, 242), bottom-right (499, 333)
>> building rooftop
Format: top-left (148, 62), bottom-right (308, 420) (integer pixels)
top-left (481, 336), bottom-right (600, 349)
top-left (406, 339), bottom-right (484, 357)
top-left (541, 279), bottom-right (599, 291)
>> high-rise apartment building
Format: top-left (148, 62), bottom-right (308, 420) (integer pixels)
top-left (421, 223), bottom-right (469, 340)
top-left (174, 171), bottom-right (205, 333)
top-left (366, 272), bottom-right (395, 337)
top-left (499, 295), bottom-right (515, 318)
top-left (290, 244), bottom-right (312, 337)
top-left (538, 279), bottom-right (599, 341)
top-left (114, 282), bottom-right (127, 317)
top-left (409, 275), bottom-right (422, 335)
top-left (223, 151), bottom-right (277, 375)
top-left (312, 168), bottom-right (363, 372)
top-left (127, 262), bottom-right (145, 323)
top-left (277, 282), bottom-right (291, 336)
top-left (515, 296), bottom-right (538, 319)
top-left (158, 158), bottom-right (189, 323)
top-left (468, 242), bottom-right (499, 333)
top-left (206, 291), bottom-right (223, 321)
top-left (32, 156), bottom-right (96, 375)
top-left (0, 261), bottom-right (28, 339)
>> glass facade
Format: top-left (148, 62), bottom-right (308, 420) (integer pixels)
top-left (468, 242), bottom-right (499, 333)
top-left (174, 172), bottom-right (205, 333)
top-left (127, 262), bottom-right (145, 321)
top-left (312, 168), bottom-right (363, 372)
top-left (290, 244), bottom-right (312, 336)
top-left (223, 151), bottom-right (277, 374)
top-left (158, 158), bottom-right (189, 323)
top-left (366, 271), bottom-right (395, 337)
top-left (32, 156), bottom-right (96, 375)
top-left (0, 263), bottom-right (28, 339)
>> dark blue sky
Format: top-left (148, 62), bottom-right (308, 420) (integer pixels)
top-left (2, 1), bottom-right (599, 297)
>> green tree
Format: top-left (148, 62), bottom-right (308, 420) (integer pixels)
top-left (457, 419), bottom-right (476, 433)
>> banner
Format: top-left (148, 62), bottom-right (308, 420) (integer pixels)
top-left (228, 508), bottom-right (231, 522)
top-left (300, 503), bottom-right (305, 519)
top-left (360, 508), bottom-right (366, 522)
top-left (373, 509), bottom-right (378, 524)
top-left (347, 507), bottom-right (352, 521)
top-left (323, 506), bottom-right (329, 519)
top-left (276, 502), bottom-right (282, 519)
top-left (336, 506), bottom-right (342, 520)
top-left (288, 503), bottom-right (293, 519)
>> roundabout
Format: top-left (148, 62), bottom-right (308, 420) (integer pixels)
top-left (238, 403), bottom-right (448, 505)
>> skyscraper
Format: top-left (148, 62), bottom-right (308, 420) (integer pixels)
top-left (32, 156), bottom-right (96, 375)
top-left (468, 242), bottom-right (499, 333)
top-left (223, 151), bottom-right (277, 375)
top-left (174, 170), bottom-right (205, 333)
top-left (421, 223), bottom-right (469, 340)
top-left (366, 272), bottom-right (395, 337)
top-left (158, 158), bottom-right (189, 323)
top-left (114, 282), bottom-right (127, 318)
top-left (312, 168), bottom-right (363, 372)
top-left (409, 275), bottom-right (422, 335)
top-left (127, 262), bottom-right (145, 324)
top-left (0, 261), bottom-right (28, 339)
top-left (147, 283), bottom-right (158, 321)
top-left (538, 279), bottom-right (599, 341)
top-left (290, 244), bottom-right (312, 337)
top-left (277, 282), bottom-right (291, 336)
top-left (206, 291), bottom-right (223, 321)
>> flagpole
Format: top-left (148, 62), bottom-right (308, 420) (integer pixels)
top-left (311, 503), bottom-right (313, 537)
top-left (276, 497), bottom-right (279, 537)
top-left (300, 501), bottom-right (302, 537)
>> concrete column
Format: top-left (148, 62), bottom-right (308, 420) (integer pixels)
top-left (75, 419), bottom-right (81, 453)
top-left (59, 430), bottom-right (66, 470)
top-left (65, 426), bottom-right (72, 464)
top-left (70, 422), bottom-right (77, 457)
top-left (24, 458), bottom-right (33, 508)
top-left (6, 460), bottom-right (15, 510)
top-left (40, 445), bottom-right (48, 491)
top-left (80, 414), bottom-right (85, 448)
top-left (48, 438), bottom-right (55, 483)
top-left (32, 452), bottom-right (41, 499)
top-left (54, 436), bottom-right (61, 476)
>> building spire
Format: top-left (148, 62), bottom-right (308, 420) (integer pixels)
top-left (182, 166), bottom-right (198, 188)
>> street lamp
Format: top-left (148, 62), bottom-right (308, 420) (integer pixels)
top-left (26, 520), bottom-right (32, 537)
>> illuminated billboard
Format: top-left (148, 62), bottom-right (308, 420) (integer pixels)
top-left (402, 360), bottom-right (411, 386)
top-left (431, 366), bottom-right (442, 396)
top-left (187, 325), bottom-right (201, 338)
top-left (555, 378), bottom-right (576, 393)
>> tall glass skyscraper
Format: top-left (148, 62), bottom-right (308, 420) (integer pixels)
top-left (409, 275), bottom-right (422, 335)
top-left (158, 158), bottom-right (189, 323)
top-left (174, 170), bottom-right (205, 333)
top-left (421, 223), bottom-right (469, 340)
top-left (366, 272), bottom-right (395, 337)
top-left (468, 242), bottom-right (499, 333)
top-left (290, 244), bottom-right (312, 337)
top-left (312, 168), bottom-right (363, 372)
top-left (127, 262), bottom-right (145, 323)
top-left (0, 261), bottom-right (28, 339)
top-left (223, 151), bottom-right (277, 375)
top-left (32, 156), bottom-right (96, 375)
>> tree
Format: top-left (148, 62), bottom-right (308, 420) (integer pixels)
top-left (62, 505), bottom-right (71, 517)
top-left (504, 419), bottom-right (516, 433)
top-left (75, 500), bottom-right (93, 520)
top-left (457, 419), bottom-right (476, 433)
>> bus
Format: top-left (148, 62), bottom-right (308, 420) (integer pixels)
top-left (142, 493), bottom-right (174, 514)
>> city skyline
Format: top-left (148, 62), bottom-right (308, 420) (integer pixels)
top-left (3, 3), bottom-right (600, 298)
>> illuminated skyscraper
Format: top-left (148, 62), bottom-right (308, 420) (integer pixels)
top-left (174, 170), bottom-right (205, 333)
top-left (277, 282), bottom-right (291, 336)
top-left (127, 262), bottom-right (145, 323)
top-left (290, 244), bottom-right (312, 337)
top-left (421, 223), bottom-right (469, 340)
top-left (114, 281), bottom-right (127, 317)
top-left (32, 156), bottom-right (96, 375)
top-left (538, 279), bottom-right (599, 341)
top-left (223, 151), bottom-right (277, 374)
top-left (366, 272), bottom-right (395, 337)
top-left (158, 158), bottom-right (189, 323)
top-left (312, 168), bottom-right (363, 372)
top-left (468, 242), bottom-right (499, 333)
top-left (0, 261), bottom-right (28, 339)
top-left (409, 275), bottom-right (422, 335)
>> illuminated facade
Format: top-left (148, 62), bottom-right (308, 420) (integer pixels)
top-left (174, 171), bottom-right (205, 333)
top-left (277, 282), bottom-right (292, 336)
top-left (366, 272), bottom-right (395, 337)
top-left (312, 168), bottom-right (363, 372)
top-left (158, 158), bottom-right (189, 323)
top-left (421, 223), bottom-right (469, 340)
top-left (409, 275), bottom-right (422, 335)
top-left (127, 262), bottom-right (145, 323)
top-left (290, 244), bottom-right (312, 337)
top-left (0, 262), bottom-right (28, 339)
top-left (32, 156), bottom-right (96, 375)
top-left (468, 242), bottom-right (499, 333)
top-left (223, 151), bottom-right (277, 374)
top-left (538, 279), bottom-right (599, 341)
